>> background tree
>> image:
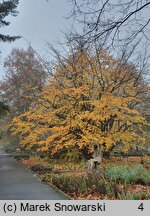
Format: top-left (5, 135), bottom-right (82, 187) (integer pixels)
top-left (0, 101), bottom-right (9, 145)
top-left (0, 0), bottom-right (20, 119)
top-left (0, 0), bottom-right (20, 42)
top-left (0, 101), bottom-right (9, 117)
top-left (11, 45), bottom-right (148, 159)
top-left (0, 47), bottom-right (47, 116)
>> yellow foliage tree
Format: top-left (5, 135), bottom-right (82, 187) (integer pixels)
top-left (11, 48), bottom-right (148, 157)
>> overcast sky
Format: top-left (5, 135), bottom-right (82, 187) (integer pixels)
top-left (0, 0), bottom-right (72, 80)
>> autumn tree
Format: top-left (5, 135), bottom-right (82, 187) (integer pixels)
top-left (11, 45), bottom-right (148, 159)
top-left (0, 0), bottom-right (20, 42)
top-left (0, 47), bottom-right (47, 116)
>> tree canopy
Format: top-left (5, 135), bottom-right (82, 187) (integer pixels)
top-left (11, 46), bottom-right (148, 157)
top-left (0, 47), bottom-right (47, 116)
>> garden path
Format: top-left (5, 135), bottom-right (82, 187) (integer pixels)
top-left (0, 150), bottom-right (65, 200)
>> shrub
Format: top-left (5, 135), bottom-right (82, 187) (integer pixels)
top-left (41, 172), bottom-right (120, 199)
top-left (51, 174), bottom-right (85, 195)
top-left (30, 163), bottom-right (52, 173)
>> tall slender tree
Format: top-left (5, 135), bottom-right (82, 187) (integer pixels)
top-left (0, 101), bottom-right (9, 117)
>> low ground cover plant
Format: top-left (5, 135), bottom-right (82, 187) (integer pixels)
top-left (20, 157), bottom-right (150, 200)
top-left (105, 165), bottom-right (150, 185)
top-left (40, 170), bottom-right (150, 199)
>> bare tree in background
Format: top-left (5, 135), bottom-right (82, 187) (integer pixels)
top-left (70, 0), bottom-right (150, 47)
top-left (0, 47), bottom-right (47, 116)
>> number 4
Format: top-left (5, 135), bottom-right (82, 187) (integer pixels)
top-left (138, 203), bottom-right (144, 211)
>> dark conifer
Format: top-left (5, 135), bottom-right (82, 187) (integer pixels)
top-left (0, 0), bottom-right (20, 42)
